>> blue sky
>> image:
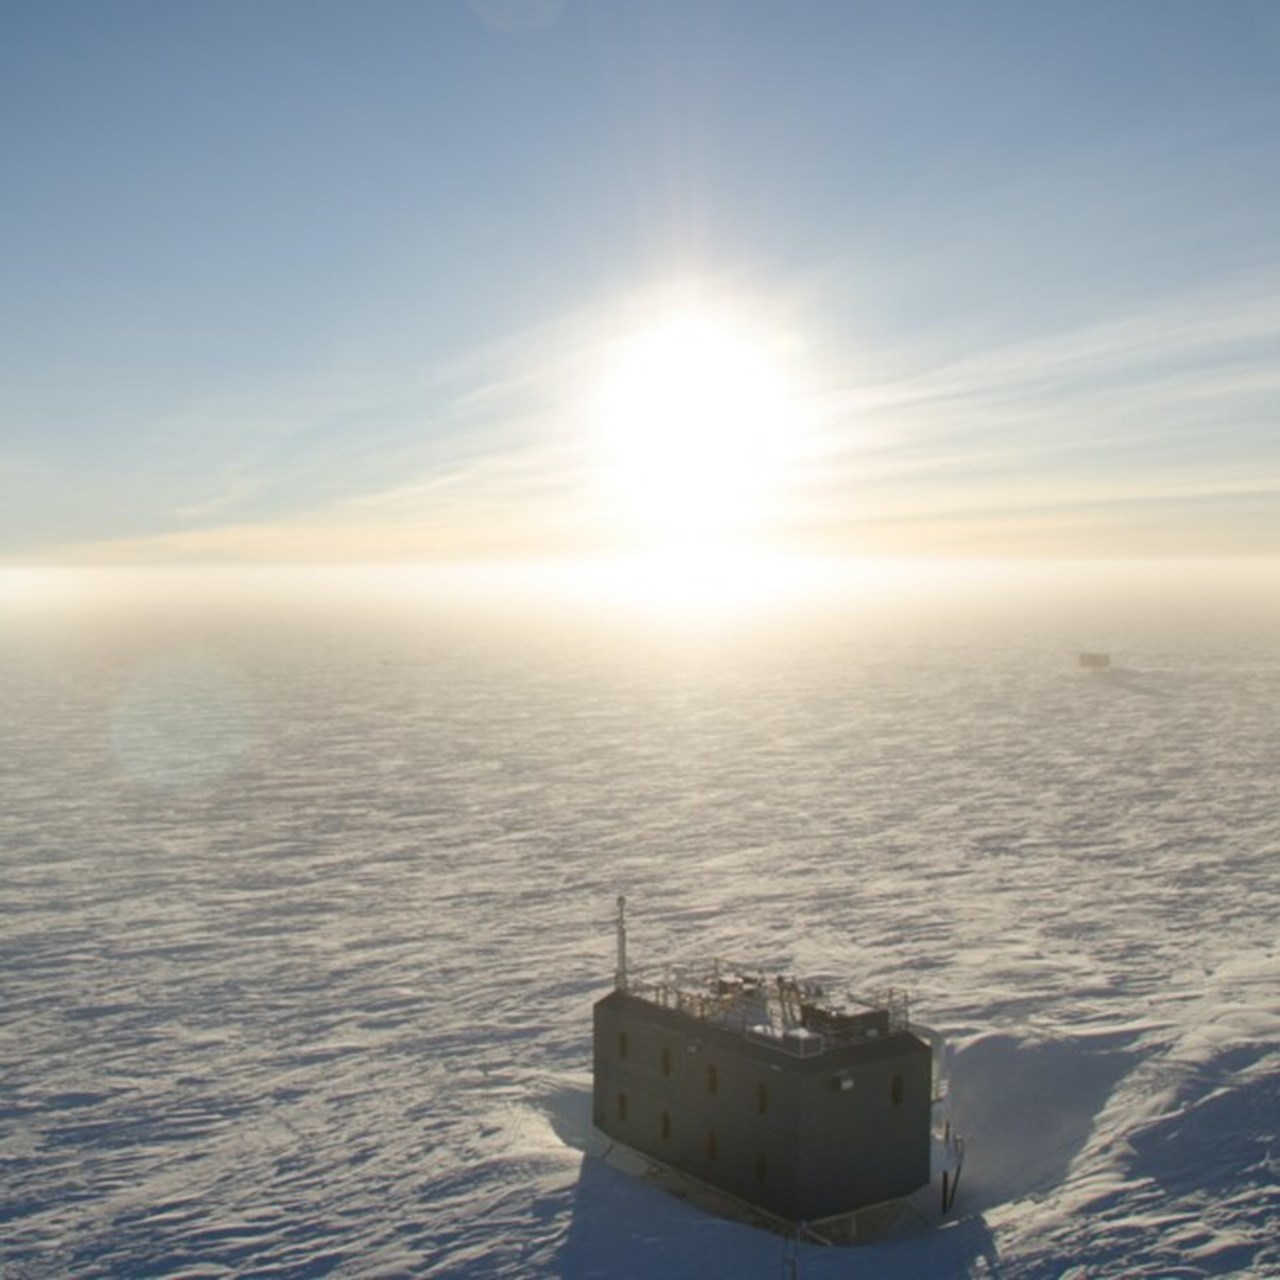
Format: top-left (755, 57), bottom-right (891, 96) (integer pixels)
top-left (2, 0), bottom-right (1278, 564)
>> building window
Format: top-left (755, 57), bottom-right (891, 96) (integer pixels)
top-left (755, 1154), bottom-right (767, 1184)
top-left (618, 1031), bottom-right (628, 1059)
top-left (660, 1110), bottom-right (671, 1140)
top-left (706, 1129), bottom-right (718, 1160)
top-left (757, 1082), bottom-right (769, 1115)
top-left (617, 1092), bottom-right (628, 1121)
top-left (707, 1064), bottom-right (719, 1095)
top-left (660, 1046), bottom-right (672, 1076)
top-left (892, 1073), bottom-right (904, 1106)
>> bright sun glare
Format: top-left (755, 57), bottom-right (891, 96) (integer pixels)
top-left (595, 305), bottom-right (801, 550)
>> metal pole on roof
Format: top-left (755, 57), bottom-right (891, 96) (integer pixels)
top-left (615, 895), bottom-right (628, 991)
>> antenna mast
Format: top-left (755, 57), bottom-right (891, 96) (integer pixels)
top-left (614, 895), bottom-right (628, 991)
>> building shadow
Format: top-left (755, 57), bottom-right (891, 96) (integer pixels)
top-left (539, 1081), bottom-right (1002, 1279)
top-left (1086, 665), bottom-right (1163, 697)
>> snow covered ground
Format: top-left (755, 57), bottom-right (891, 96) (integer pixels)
top-left (2, 563), bottom-right (1277, 1278)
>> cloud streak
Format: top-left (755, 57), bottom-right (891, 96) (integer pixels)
top-left (16, 269), bottom-right (1280, 566)
top-left (788, 270), bottom-right (1280, 554)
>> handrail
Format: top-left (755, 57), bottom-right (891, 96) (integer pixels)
top-left (624, 966), bottom-right (910, 1057)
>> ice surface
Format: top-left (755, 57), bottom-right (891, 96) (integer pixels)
top-left (1, 564), bottom-right (1277, 1277)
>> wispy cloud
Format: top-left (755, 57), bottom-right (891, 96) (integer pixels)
top-left (19, 270), bottom-right (1280, 565)
top-left (789, 270), bottom-right (1280, 553)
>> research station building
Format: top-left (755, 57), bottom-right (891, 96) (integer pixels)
top-left (592, 901), bottom-right (934, 1223)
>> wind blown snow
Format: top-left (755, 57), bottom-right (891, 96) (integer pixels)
top-left (2, 564), bottom-right (1276, 1278)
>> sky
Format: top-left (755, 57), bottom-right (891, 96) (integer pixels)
top-left (2, 0), bottom-right (1279, 569)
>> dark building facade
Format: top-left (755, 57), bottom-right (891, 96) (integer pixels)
top-left (592, 971), bottom-right (934, 1222)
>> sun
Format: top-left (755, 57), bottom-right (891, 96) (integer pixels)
top-left (594, 305), bottom-right (800, 549)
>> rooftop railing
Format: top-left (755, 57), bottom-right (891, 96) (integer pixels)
top-left (625, 965), bottom-right (910, 1058)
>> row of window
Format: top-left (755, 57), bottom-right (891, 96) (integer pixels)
top-left (613, 1093), bottom-right (767, 1183)
top-left (618, 1034), bottom-right (768, 1109)
top-left (617, 1030), bottom-right (907, 1105)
